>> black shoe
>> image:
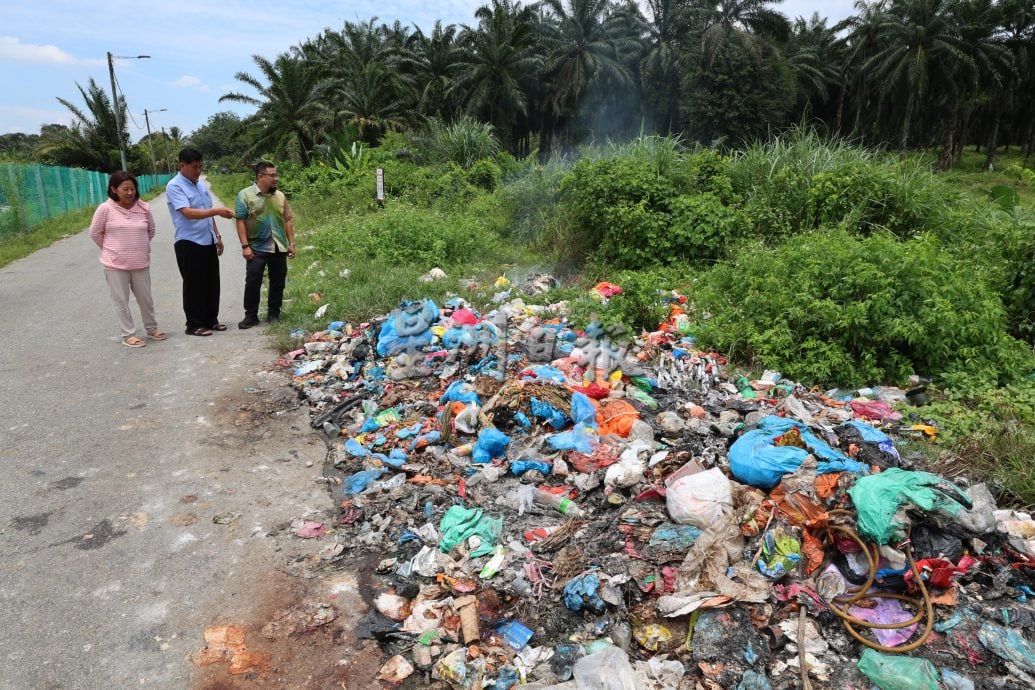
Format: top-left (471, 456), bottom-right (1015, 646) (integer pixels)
top-left (238, 316), bottom-right (261, 329)
top-left (266, 314), bottom-right (281, 323)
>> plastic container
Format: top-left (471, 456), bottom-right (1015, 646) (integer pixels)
top-left (534, 489), bottom-right (585, 517)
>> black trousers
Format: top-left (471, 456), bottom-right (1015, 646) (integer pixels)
top-left (243, 250), bottom-right (287, 319)
top-left (174, 240), bottom-right (220, 330)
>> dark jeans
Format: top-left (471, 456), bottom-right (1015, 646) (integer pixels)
top-left (243, 250), bottom-right (287, 319)
top-left (174, 240), bottom-right (220, 329)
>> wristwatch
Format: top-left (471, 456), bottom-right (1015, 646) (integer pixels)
top-left (241, 243), bottom-right (250, 249)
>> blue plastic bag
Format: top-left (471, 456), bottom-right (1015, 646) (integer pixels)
top-left (527, 365), bottom-right (567, 383)
top-left (376, 299), bottom-right (439, 356)
top-left (383, 448), bottom-right (407, 469)
top-left (472, 427), bottom-right (510, 464)
top-left (408, 430), bottom-right (440, 451)
top-left (563, 573), bottom-right (605, 613)
top-left (495, 667), bottom-right (520, 690)
top-left (440, 380), bottom-right (481, 405)
top-left (530, 397), bottom-right (567, 429)
top-left (729, 415), bottom-right (867, 489)
top-left (570, 391), bottom-right (597, 430)
top-left (511, 460), bottom-right (552, 476)
top-left (737, 671), bottom-right (773, 690)
top-left (547, 426), bottom-right (598, 453)
top-left (343, 467), bottom-right (386, 495)
top-left (344, 438), bottom-right (370, 457)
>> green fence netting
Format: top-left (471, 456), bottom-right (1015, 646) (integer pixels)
top-left (0, 163), bottom-right (173, 235)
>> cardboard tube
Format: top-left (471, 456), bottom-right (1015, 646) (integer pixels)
top-left (455, 595), bottom-right (480, 643)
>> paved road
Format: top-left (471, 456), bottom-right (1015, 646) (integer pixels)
top-left (0, 185), bottom-right (333, 688)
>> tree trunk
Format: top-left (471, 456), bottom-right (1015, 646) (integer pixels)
top-left (1024, 124), bottom-right (1034, 165)
top-left (937, 104), bottom-right (959, 171)
top-left (834, 73), bottom-right (848, 135)
top-left (983, 92), bottom-right (1003, 172)
top-left (899, 94), bottom-right (915, 159)
top-left (956, 105), bottom-right (973, 161)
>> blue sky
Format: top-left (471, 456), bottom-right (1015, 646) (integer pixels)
top-left (0, 0), bottom-right (857, 139)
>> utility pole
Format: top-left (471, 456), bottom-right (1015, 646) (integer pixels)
top-left (143, 108), bottom-right (167, 175)
top-left (106, 51), bottom-right (150, 172)
top-left (161, 127), bottom-right (171, 173)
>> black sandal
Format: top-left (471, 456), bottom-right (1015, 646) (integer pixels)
top-left (186, 327), bottom-right (212, 336)
top-left (209, 323), bottom-right (228, 331)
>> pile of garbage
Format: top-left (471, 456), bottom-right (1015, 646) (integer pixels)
top-left (282, 278), bottom-right (1035, 690)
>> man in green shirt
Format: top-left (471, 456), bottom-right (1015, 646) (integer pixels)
top-left (234, 162), bottom-right (295, 328)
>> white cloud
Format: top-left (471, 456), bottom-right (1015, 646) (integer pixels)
top-left (0, 36), bottom-right (103, 66)
top-left (0, 105), bottom-right (73, 134)
top-left (172, 75), bottom-right (210, 92)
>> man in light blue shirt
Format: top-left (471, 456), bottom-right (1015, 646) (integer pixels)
top-left (166, 148), bottom-right (234, 336)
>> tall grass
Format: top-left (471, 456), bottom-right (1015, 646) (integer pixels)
top-left (420, 116), bottom-right (500, 169)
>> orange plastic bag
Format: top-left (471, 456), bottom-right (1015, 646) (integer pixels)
top-left (597, 399), bottom-right (640, 437)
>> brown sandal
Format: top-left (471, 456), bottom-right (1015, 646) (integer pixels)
top-left (147, 329), bottom-right (167, 341)
top-left (122, 336), bottom-right (146, 348)
top-left (185, 327), bottom-right (212, 337)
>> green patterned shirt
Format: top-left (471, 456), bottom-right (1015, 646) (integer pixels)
top-left (235, 183), bottom-right (290, 253)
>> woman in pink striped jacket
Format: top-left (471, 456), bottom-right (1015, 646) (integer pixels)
top-left (89, 172), bottom-right (166, 347)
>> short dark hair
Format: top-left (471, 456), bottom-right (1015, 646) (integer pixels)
top-left (178, 147), bottom-right (203, 164)
top-left (254, 161), bottom-right (275, 177)
top-left (107, 171), bottom-right (138, 202)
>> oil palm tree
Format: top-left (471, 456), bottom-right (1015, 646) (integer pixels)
top-left (862, 0), bottom-right (973, 156)
top-left (782, 14), bottom-right (841, 116)
top-left (687, 0), bottom-right (791, 67)
top-left (538, 0), bottom-right (644, 145)
top-left (220, 53), bottom-right (327, 165)
top-left (453, 0), bottom-right (543, 148)
top-left (641, 0), bottom-right (692, 133)
top-left (404, 21), bottom-right (466, 120)
top-left (942, 0), bottom-right (1012, 169)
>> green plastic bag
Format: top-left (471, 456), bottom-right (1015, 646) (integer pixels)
top-left (627, 386), bottom-right (658, 411)
top-left (439, 505), bottom-right (503, 558)
top-left (848, 468), bottom-right (971, 544)
top-left (857, 649), bottom-right (939, 690)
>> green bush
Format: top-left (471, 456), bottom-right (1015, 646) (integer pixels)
top-left (1004, 238), bottom-right (1035, 344)
top-left (467, 158), bottom-right (502, 191)
top-left (561, 156), bottom-right (690, 268)
top-left (566, 265), bottom-right (692, 334)
top-left (668, 192), bottom-right (750, 264)
top-left (692, 228), bottom-right (1033, 387)
top-left (805, 163), bottom-right (937, 238)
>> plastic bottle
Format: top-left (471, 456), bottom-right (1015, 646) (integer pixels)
top-left (533, 488), bottom-right (586, 517)
top-left (479, 545), bottom-right (506, 579)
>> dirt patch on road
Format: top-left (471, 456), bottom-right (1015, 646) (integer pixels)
top-left (188, 379), bottom-right (380, 689)
top-left (192, 569), bottom-right (382, 690)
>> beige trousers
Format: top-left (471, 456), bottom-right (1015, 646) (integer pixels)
top-left (104, 268), bottom-right (157, 338)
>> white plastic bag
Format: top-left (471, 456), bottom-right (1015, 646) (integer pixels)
top-left (455, 403), bottom-right (481, 434)
top-left (605, 441), bottom-right (651, 488)
top-left (573, 646), bottom-right (641, 690)
top-left (665, 467), bottom-right (733, 527)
